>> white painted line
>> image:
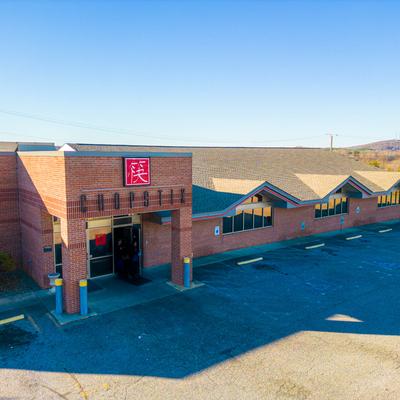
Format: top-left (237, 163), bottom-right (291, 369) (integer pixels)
top-left (346, 234), bottom-right (363, 241)
top-left (237, 257), bottom-right (263, 265)
top-left (0, 314), bottom-right (24, 326)
top-left (27, 315), bottom-right (41, 333)
top-left (305, 243), bottom-right (325, 250)
top-left (379, 228), bottom-right (393, 233)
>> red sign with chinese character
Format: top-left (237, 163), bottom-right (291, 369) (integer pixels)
top-left (124, 158), bottom-right (151, 186)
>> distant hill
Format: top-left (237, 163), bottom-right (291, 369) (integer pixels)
top-left (351, 139), bottom-right (400, 151)
top-left (336, 139), bottom-right (400, 172)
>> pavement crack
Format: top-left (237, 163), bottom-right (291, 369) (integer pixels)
top-left (39, 384), bottom-right (70, 400)
top-left (64, 368), bottom-right (89, 399)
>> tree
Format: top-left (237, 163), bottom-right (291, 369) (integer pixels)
top-left (368, 160), bottom-right (381, 168)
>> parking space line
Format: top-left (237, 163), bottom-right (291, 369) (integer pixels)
top-left (237, 257), bottom-right (263, 265)
top-left (346, 234), bottom-right (363, 241)
top-left (305, 243), bottom-right (325, 250)
top-left (379, 228), bottom-right (393, 233)
top-left (0, 314), bottom-right (25, 326)
top-left (27, 314), bottom-right (41, 333)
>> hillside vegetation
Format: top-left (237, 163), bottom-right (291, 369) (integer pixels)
top-left (336, 148), bottom-right (400, 172)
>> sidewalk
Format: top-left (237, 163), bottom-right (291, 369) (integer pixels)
top-left (0, 285), bottom-right (52, 313)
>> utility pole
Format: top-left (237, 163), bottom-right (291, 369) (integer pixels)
top-left (326, 133), bottom-right (338, 151)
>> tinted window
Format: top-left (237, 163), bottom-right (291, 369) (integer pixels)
top-left (342, 198), bottom-right (348, 213)
top-left (263, 207), bottom-right (272, 226)
top-left (254, 208), bottom-right (263, 228)
top-left (328, 199), bottom-right (335, 216)
top-left (222, 216), bottom-right (233, 234)
top-left (335, 198), bottom-right (342, 214)
top-left (234, 211), bottom-right (244, 232)
top-left (321, 203), bottom-right (329, 218)
top-left (315, 203), bottom-right (321, 218)
top-left (244, 209), bottom-right (254, 230)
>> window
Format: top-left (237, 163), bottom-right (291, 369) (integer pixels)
top-left (222, 216), bottom-right (233, 234)
top-left (263, 207), bottom-right (273, 226)
top-left (53, 217), bottom-right (62, 276)
top-left (378, 190), bottom-right (400, 208)
top-left (233, 210), bottom-right (244, 232)
top-left (321, 202), bottom-right (328, 218)
top-left (254, 208), bottom-right (263, 228)
top-left (328, 198), bottom-right (335, 216)
top-left (315, 203), bottom-right (321, 218)
top-left (244, 209), bottom-right (254, 230)
top-left (222, 206), bottom-right (273, 234)
top-left (315, 197), bottom-right (348, 219)
top-left (342, 197), bottom-right (348, 214)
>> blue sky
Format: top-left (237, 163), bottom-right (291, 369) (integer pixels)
top-left (0, 0), bottom-right (399, 147)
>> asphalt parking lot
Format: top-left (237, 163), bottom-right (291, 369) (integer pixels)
top-left (1, 222), bottom-right (400, 399)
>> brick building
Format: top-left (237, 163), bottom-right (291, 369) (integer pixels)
top-left (1, 142), bottom-right (399, 314)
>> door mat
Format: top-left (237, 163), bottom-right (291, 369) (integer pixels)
top-left (130, 277), bottom-right (151, 286)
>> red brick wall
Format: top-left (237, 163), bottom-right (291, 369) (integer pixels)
top-left (63, 155), bottom-right (192, 219)
top-left (206, 197), bottom-right (400, 255)
top-left (142, 197), bottom-right (400, 266)
top-left (18, 154), bottom-right (68, 218)
top-left (0, 154), bottom-right (21, 264)
top-left (142, 215), bottom-right (171, 267)
top-left (17, 152), bottom-right (193, 310)
top-left (17, 154), bottom-right (67, 287)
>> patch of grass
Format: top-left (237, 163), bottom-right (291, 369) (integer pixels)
top-left (0, 252), bottom-right (21, 293)
top-left (0, 272), bottom-right (23, 293)
top-left (0, 252), bottom-right (16, 273)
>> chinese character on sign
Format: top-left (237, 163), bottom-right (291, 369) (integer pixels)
top-left (124, 158), bottom-right (151, 186)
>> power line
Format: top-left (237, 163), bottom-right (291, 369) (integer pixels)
top-left (0, 107), bottom-right (394, 146)
top-left (0, 131), bottom-right (57, 142)
top-left (0, 107), bottom-right (324, 145)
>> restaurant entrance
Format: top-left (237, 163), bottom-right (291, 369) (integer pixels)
top-left (86, 215), bottom-right (141, 278)
top-left (113, 219), bottom-right (142, 280)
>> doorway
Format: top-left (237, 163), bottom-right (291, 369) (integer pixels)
top-left (113, 224), bottom-right (142, 279)
top-left (86, 215), bottom-right (142, 279)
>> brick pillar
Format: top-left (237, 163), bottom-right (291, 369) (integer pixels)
top-left (60, 218), bottom-right (87, 314)
top-left (171, 207), bottom-right (192, 285)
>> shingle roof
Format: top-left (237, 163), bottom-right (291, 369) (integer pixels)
top-left (0, 141), bottom-right (56, 152)
top-left (0, 142), bottom-right (18, 152)
top-left (65, 143), bottom-right (400, 215)
top-left (352, 170), bottom-right (400, 192)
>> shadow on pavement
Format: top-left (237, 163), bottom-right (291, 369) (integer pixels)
top-left (0, 222), bottom-right (399, 379)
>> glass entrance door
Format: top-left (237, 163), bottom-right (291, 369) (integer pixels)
top-left (87, 218), bottom-right (113, 277)
top-left (112, 214), bottom-right (142, 277)
top-left (86, 215), bottom-right (142, 278)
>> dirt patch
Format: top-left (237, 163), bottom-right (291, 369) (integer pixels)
top-left (0, 270), bottom-right (39, 295)
top-left (0, 273), bottom-right (23, 293)
top-left (0, 325), bottom-right (37, 350)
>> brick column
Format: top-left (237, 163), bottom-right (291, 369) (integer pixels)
top-left (171, 207), bottom-right (192, 285)
top-left (60, 218), bottom-right (87, 314)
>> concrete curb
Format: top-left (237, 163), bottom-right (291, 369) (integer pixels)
top-left (0, 288), bottom-right (52, 311)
